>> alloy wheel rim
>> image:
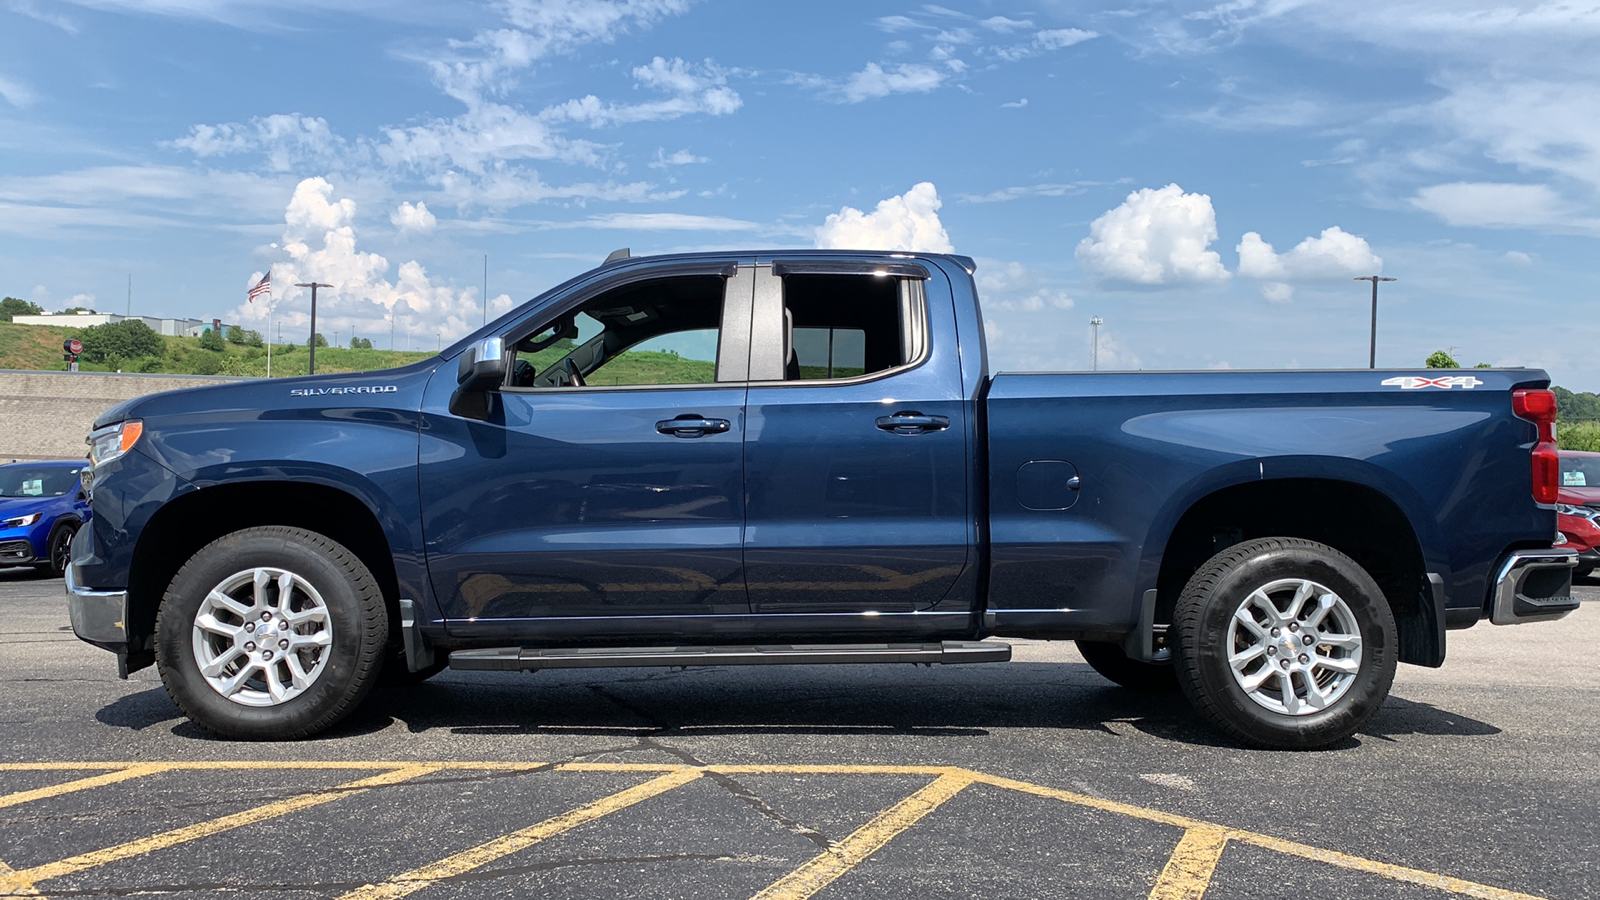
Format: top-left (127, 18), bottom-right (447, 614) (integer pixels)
top-left (190, 567), bottom-right (333, 708)
top-left (1226, 577), bottom-right (1363, 716)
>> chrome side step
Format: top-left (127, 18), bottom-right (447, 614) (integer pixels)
top-left (447, 641), bottom-right (1012, 672)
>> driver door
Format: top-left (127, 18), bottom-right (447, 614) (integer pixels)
top-left (419, 264), bottom-right (754, 637)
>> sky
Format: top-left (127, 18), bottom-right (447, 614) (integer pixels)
top-left (1, 0), bottom-right (1596, 387)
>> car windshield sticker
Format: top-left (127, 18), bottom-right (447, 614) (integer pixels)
top-left (1381, 376), bottom-right (1484, 389)
top-left (1565, 471), bottom-right (1587, 486)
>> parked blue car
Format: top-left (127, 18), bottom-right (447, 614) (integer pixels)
top-left (0, 461), bottom-right (91, 576)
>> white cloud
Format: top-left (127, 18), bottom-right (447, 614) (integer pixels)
top-left (649, 148), bottom-right (708, 168)
top-left (975, 260), bottom-right (1074, 311)
top-left (167, 115), bottom-right (344, 172)
top-left (543, 56), bottom-right (741, 127)
top-left (822, 62), bottom-right (947, 103)
top-left (62, 293), bottom-right (97, 310)
top-left (1076, 184), bottom-right (1229, 286)
top-left (234, 177), bottom-right (487, 347)
top-left (1001, 98), bottom-right (1028, 109)
top-left (1236, 226), bottom-right (1381, 300)
top-left (554, 212), bottom-right (763, 231)
top-left (1504, 250), bottom-right (1534, 266)
top-left (1408, 182), bottom-right (1574, 229)
top-left (815, 182), bottom-right (954, 253)
top-left (1092, 327), bottom-right (1140, 370)
top-left (390, 200), bottom-right (436, 234)
top-left (0, 74), bottom-right (38, 108)
top-left (960, 182), bottom-right (1088, 203)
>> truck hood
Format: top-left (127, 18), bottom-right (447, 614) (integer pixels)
top-left (92, 358), bottom-right (445, 430)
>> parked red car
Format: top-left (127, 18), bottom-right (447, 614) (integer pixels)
top-left (1557, 450), bottom-right (1600, 578)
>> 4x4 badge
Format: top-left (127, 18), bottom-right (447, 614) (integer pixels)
top-left (1381, 376), bottom-right (1483, 389)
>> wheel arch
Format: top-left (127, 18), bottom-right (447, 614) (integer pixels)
top-left (125, 479), bottom-right (405, 666)
top-left (1146, 461), bottom-right (1444, 667)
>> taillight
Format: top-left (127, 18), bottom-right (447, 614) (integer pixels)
top-left (1513, 389), bottom-right (1560, 504)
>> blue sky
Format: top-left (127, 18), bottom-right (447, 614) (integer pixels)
top-left (2, 1), bottom-right (1596, 387)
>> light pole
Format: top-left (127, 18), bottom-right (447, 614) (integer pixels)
top-left (1090, 316), bottom-right (1103, 371)
top-left (1354, 276), bottom-right (1396, 369)
top-left (295, 282), bottom-right (333, 374)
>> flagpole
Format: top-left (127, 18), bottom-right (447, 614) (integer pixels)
top-left (266, 289), bottom-right (274, 377)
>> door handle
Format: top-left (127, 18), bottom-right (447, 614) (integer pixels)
top-left (875, 411), bottom-right (950, 435)
top-left (656, 416), bottom-right (731, 438)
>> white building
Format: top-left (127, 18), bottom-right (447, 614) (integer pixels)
top-left (8, 312), bottom-right (236, 337)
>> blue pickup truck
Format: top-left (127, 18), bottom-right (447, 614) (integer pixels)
top-left (66, 250), bottom-right (1577, 749)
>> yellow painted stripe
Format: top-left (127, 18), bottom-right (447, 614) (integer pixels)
top-left (0, 860), bottom-right (39, 898)
top-left (335, 768), bottom-right (704, 900)
top-left (1148, 826), bottom-right (1229, 900)
top-left (0, 764), bottom-right (169, 811)
top-left (0, 765), bottom-right (438, 894)
top-left (749, 771), bottom-right (972, 900)
top-left (966, 770), bottom-right (1200, 829)
top-left (1231, 832), bottom-right (1551, 900)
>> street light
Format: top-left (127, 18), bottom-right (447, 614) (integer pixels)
top-left (295, 282), bottom-right (333, 374)
top-left (1354, 276), bottom-right (1396, 369)
top-left (1090, 316), bottom-right (1103, 371)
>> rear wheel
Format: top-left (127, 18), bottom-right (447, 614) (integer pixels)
top-left (1075, 640), bottom-right (1178, 692)
top-left (1173, 537), bottom-right (1397, 750)
top-left (155, 526), bottom-right (388, 740)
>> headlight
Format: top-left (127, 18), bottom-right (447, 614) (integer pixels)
top-left (87, 419), bottom-right (144, 469)
top-left (1, 513), bottom-right (41, 528)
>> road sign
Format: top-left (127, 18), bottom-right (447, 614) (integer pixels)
top-left (63, 338), bottom-right (83, 355)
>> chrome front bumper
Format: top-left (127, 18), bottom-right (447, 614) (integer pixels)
top-left (1491, 548), bottom-right (1580, 625)
top-left (65, 562), bottom-right (129, 651)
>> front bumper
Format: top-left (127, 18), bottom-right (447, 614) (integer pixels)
top-left (65, 562), bottom-right (129, 655)
top-left (0, 538), bottom-right (38, 566)
top-left (1491, 548), bottom-right (1580, 625)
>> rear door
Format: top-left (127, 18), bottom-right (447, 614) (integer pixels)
top-left (741, 260), bottom-right (972, 618)
top-left (419, 262), bottom-right (755, 634)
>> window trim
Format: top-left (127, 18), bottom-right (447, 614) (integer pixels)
top-left (748, 271), bottom-right (932, 389)
top-left (499, 264), bottom-right (749, 394)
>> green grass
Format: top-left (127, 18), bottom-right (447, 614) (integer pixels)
top-left (1560, 421), bottom-right (1600, 452)
top-left (0, 322), bottom-right (435, 377)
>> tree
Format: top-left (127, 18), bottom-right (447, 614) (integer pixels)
top-left (225, 324), bottom-right (246, 344)
top-left (198, 327), bottom-right (226, 351)
top-left (1424, 350), bottom-right (1459, 368)
top-left (243, 329), bottom-right (264, 347)
top-left (77, 319), bottom-right (163, 363)
top-left (0, 297), bottom-right (42, 322)
top-left (311, 332), bottom-right (329, 348)
top-left (57, 306), bottom-right (96, 314)
top-left (1474, 362), bottom-right (1492, 368)
top-left (350, 336), bottom-right (372, 349)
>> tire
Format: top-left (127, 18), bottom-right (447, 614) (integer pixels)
top-left (1576, 566), bottom-right (1594, 580)
top-left (36, 521), bottom-right (78, 577)
top-left (1172, 537), bottom-right (1397, 750)
top-left (155, 526), bottom-right (389, 740)
top-left (1075, 640), bottom-right (1179, 692)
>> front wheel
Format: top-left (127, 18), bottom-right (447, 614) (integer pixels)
top-left (1173, 537), bottom-right (1397, 750)
top-left (155, 526), bottom-right (389, 740)
top-left (36, 521), bottom-right (77, 577)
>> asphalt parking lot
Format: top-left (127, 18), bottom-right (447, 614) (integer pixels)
top-left (2, 567), bottom-right (1597, 900)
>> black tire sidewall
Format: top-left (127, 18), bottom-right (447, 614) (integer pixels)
top-left (1075, 639), bottom-right (1179, 692)
top-left (156, 528), bottom-right (386, 740)
top-left (48, 522), bottom-right (77, 576)
top-left (1177, 540), bottom-right (1397, 749)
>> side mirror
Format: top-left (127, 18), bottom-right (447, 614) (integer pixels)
top-left (450, 337), bottom-right (506, 420)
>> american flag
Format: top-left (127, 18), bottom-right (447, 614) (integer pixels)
top-left (247, 272), bottom-right (271, 303)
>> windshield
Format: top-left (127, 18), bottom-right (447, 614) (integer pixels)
top-left (1560, 456), bottom-right (1600, 488)
top-left (0, 465), bottom-right (83, 498)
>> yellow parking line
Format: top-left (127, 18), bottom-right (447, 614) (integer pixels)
top-left (335, 768), bottom-right (704, 900)
top-left (0, 861), bottom-right (38, 898)
top-left (1230, 832), bottom-right (1550, 900)
top-left (0, 763), bottom-right (170, 811)
top-left (966, 770), bottom-right (1199, 830)
top-left (1148, 826), bottom-right (1230, 900)
top-left (0, 765), bottom-right (438, 895)
top-left (749, 771), bottom-right (973, 900)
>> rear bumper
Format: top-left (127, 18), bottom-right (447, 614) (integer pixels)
top-left (1491, 549), bottom-right (1579, 625)
top-left (65, 562), bottom-right (129, 653)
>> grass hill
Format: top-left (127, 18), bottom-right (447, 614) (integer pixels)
top-left (0, 321), bottom-right (434, 377)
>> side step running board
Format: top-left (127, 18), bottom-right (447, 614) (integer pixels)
top-left (448, 641), bottom-right (1011, 672)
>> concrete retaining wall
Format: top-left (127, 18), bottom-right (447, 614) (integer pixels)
top-left (0, 370), bottom-right (247, 462)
